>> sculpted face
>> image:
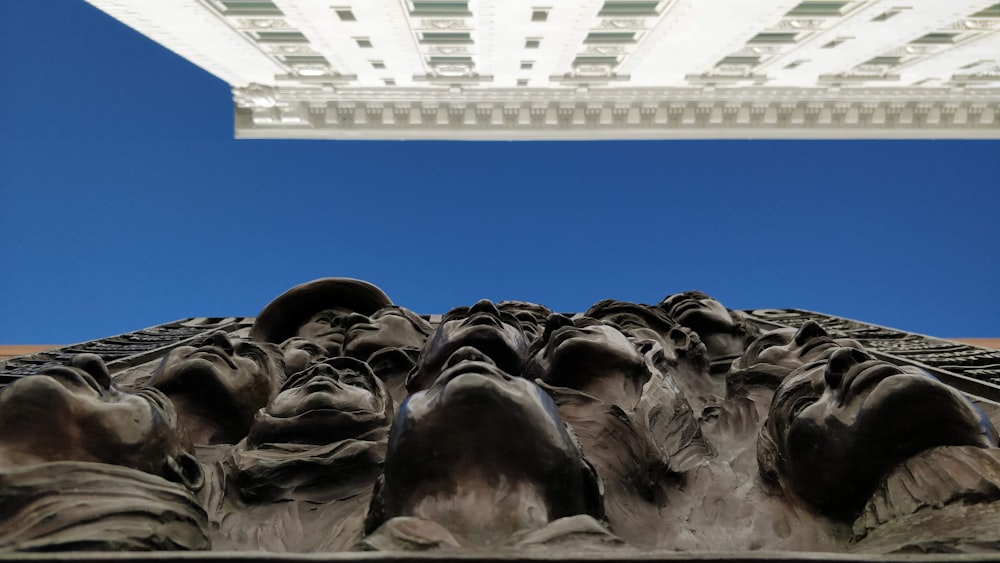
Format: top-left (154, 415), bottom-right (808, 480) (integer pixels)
top-left (660, 291), bottom-right (735, 333)
top-left (761, 347), bottom-right (996, 520)
top-left (269, 357), bottom-right (382, 418)
top-left (659, 291), bottom-right (751, 369)
top-left (280, 337), bottom-right (327, 377)
top-left (497, 301), bottom-right (554, 342)
top-left (584, 300), bottom-right (676, 355)
top-left (739, 321), bottom-right (864, 371)
top-left (526, 315), bottom-right (646, 408)
top-left (248, 356), bottom-right (392, 447)
top-left (410, 299), bottom-right (528, 393)
top-left (296, 306), bottom-right (355, 356)
top-left (149, 331), bottom-right (284, 444)
top-left (370, 346), bottom-right (603, 540)
top-left (343, 306), bottom-right (431, 361)
top-left (0, 354), bottom-right (200, 487)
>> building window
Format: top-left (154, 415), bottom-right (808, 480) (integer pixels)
top-left (531, 9), bottom-right (549, 21)
top-left (371, 60), bottom-right (386, 69)
top-left (960, 59), bottom-right (990, 69)
top-left (871, 7), bottom-right (908, 22)
top-left (255, 31), bottom-right (308, 42)
top-left (865, 56), bottom-right (903, 66)
top-left (410, 1), bottom-right (471, 16)
top-left (218, 0), bottom-right (282, 15)
top-left (821, 37), bottom-right (850, 48)
top-left (383, 78), bottom-right (396, 85)
top-left (419, 32), bottom-right (473, 44)
top-left (525, 38), bottom-right (541, 48)
top-left (520, 61), bottom-right (534, 69)
top-left (428, 56), bottom-right (473, 64)
top-left (786, 1), bottom-right (850, 17)
top-left (911, 32), bottom-right (959, 44)
top-left (784, 59), bottom-right (808, 69)
top-left (334, 8), bottom-right (356, 21)
top-left (584, 32), bottom-right (637, 43)
top-left (971, 3), bottom-right (1000, 18)
top-left (282, 55), bottom-right (328, 64)
top-left (717, 56), bottom-right (761, 66)
top-left (517, 79), bottom-right (529, 86)
top-left (355, 37), bottom-right (373, 48)
top-left (748, 32), bottom-right (800, 43)
top-left (573, 56), bottom-right (619, 66)
top-left (598, 1), bottom-right (659, 16)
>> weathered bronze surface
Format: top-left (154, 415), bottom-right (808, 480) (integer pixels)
top-left (2, 278), bottom-right (1000, 559)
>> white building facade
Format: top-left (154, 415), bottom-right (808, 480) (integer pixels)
top-left (87, 0), bottom-right (1000, 139)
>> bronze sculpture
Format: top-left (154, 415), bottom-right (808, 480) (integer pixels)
top-left (3, 277), bottom-right (1000, 557)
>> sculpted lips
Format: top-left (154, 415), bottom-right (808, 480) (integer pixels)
top-left (435, 347), bottom-right (513, 389)
top-left (841, 362), bottom-right (909, 403)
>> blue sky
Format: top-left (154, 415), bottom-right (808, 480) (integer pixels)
top-left (1, 1), bottom-right (998, 344)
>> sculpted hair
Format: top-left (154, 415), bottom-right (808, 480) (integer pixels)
top-left (756, 423), bottom-right (785, 494)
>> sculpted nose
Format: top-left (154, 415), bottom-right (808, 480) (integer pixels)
top-left (542, 314), bottom-right (574, 340)
top-left (794, 320), bottom-right (828, 345)
top-left (469, 299), bottom-right (500, 317)
top-left (825, 347), bottom-right (868, 389)
top-left (342, 312), bottom-right (370, 330)
top-left (204, 331), bottom-right (234, 354)
top-left (311, 363), bottom-right (339, 379)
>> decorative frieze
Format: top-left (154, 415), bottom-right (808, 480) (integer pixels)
top-left (233, 85), bottom-right (1000, 138)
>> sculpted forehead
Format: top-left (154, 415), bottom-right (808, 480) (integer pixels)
top-left (411, 300), bottom-right (528, 393)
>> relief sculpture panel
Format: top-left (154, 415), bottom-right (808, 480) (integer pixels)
top-left (1, 278), bottom-right (999, 557)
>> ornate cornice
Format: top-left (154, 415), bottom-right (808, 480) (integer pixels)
top-left (233, 85), bottom-right (1000, 139)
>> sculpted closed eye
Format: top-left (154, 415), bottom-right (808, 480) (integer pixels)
top-left (342, 371), bottom-right (375, 393)
top-left (236, 343), bottom-right (271, 366)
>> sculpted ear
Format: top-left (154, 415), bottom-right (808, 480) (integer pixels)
top-left (364, 474), bottom-right (388, 535)
top-left (164, 452), bottom-right (205, 492)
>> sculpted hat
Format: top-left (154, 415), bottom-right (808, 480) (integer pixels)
top-left (250, 278), bottom-right (393, 345)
